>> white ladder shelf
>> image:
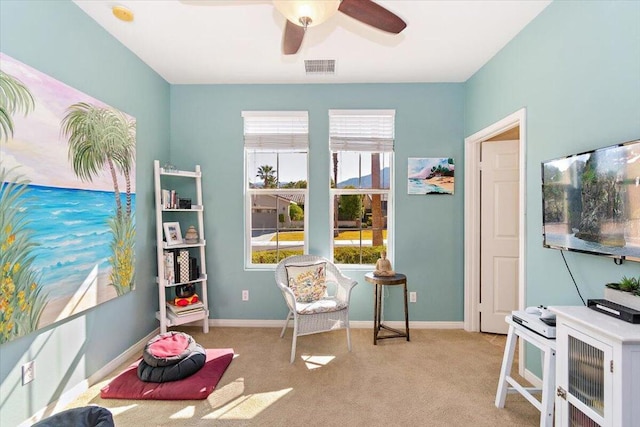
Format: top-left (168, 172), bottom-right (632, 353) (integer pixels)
top-left (153, 160), bottom-right (209, 334)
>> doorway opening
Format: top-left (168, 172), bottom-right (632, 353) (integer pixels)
top-left (463, 108), bottom-right (527, 332)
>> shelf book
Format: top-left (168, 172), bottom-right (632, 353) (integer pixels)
top-left (166, 300), bottom-right (204, 317)
top-left (163, 251), bottom-right (176, 284)
top-left (163, 249), bottom-right (199, 284)
top-left (161, 189), bottom-right (174, 209)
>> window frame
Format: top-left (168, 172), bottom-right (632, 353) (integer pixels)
top-left (329, 109), bottom-right (395, 267)
top-left (242, 111), bottom-right (309, 269)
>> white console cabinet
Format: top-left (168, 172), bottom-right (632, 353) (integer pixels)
top-left (550, 306), bottom-right (640, 427)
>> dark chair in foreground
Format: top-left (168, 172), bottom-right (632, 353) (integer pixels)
top-left (32, 405), bottom-right (114, 427)
top-left (275, 255), bottom-right (357, 363)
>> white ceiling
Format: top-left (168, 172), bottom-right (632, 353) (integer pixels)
top-left (73, 0), bottom-right (551, 85)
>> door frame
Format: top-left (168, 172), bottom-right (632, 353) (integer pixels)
top-left (464, 108), bottom-right (527, 332)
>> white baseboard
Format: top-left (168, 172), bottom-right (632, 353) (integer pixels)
top-left (20, 329), bottom-right (159, 427)
top-left (351, 320), bottom-right (463, 329)
top-left (209, 318), bottom-right (464, 329)
top-left (88, 329), bottom-right (160, 384)
top-left (208, 319), bottom-right (287, 328)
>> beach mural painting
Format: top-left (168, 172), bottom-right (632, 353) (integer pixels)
top-left (0, 53), bottom-right (136, 344)
top-left (408, 157), bottom-right (455, 195)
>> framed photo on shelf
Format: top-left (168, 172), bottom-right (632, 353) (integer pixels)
top-left (163, 222), bottom-right (183, 246)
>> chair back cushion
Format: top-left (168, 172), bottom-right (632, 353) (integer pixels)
top-left (286, 261), bottom-right (327, 302)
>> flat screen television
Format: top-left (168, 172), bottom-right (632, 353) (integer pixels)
top-left (541, 138), bottom-right (640, 262)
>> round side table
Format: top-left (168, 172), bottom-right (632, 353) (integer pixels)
top-left (364, 272), bottom-right (410, 345)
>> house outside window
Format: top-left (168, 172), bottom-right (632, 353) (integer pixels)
top-left (329, 109), bottom-right (394, 265)
top-left (243, 111), bottom-right (308, 267)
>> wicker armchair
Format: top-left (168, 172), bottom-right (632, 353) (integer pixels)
top-left (275, 255), bottom-right (357, 363)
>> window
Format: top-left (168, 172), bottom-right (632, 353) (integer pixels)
top-left (243, 111), bottom-right (308, 267)
top-left (329, 110), bottom-right (394, 265)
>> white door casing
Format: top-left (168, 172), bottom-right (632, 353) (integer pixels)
top-left (464, 108), bottom-right (527, 333)
top-left (480, 140), bottom-right (520, 334)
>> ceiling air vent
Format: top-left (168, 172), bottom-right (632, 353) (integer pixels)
top-left (304, 59), bottom-right (335, 75)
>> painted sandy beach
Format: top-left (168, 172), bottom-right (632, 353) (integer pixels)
top-left (38, 271), bottom-right (117, 328)
top-left (408, 157), bottom-right (455, 195)
top-left (425, 176), bottom-right (454, 193)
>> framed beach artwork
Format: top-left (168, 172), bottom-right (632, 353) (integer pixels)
top-left (0, 53), bottom-right (136, 344)
top-left (408, 157), bottom-right (455, 195)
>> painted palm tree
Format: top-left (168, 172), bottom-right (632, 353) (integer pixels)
top-left (61, 102), bottom-right (135, 219)
top-left (257, 164), bottom-right (277, 188)
top-left (109, 113), bottom-right (136, 217)
top-left (0, 70), bottom-right (35, 141)
top-left (61, 102), bottom-right (136, 296)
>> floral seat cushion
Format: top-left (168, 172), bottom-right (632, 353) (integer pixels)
top-left (286, 262), bottom-right (327, 303)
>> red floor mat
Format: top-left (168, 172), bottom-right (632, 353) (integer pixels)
top-left (100, 348), bottom-right (234, 400)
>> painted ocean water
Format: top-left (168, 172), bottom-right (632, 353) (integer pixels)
top-left (17, 185), bottom-right (136, 299)
top-left (408, 178), bottom-right (449, 194)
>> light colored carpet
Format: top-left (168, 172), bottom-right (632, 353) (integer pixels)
top-left (64, 327), bottom-right (540, 426)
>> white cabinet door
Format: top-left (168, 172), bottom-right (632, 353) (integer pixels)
top-left (556, 323), bottom-right (613, 426)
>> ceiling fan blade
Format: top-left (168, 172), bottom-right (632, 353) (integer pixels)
top-left (283, 20), bottom-right (306, 55)
top-left (338, 0), bottom-right (407, 34)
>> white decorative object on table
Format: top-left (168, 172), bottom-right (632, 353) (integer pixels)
top-left (374, 250), bottom-right (395, 276)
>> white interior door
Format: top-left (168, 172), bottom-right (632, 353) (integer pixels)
top-left (480, 139), bottom-right (520, 334)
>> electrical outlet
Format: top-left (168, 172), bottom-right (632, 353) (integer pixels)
top-left (242, 290), bottom-right (249, 301)
top-left (22, 361), bottom-right (35, 385)
top-left (409, 292), bottom-right (417, 303)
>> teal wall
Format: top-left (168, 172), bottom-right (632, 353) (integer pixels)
top-left (170, 83), bottom-right (465, 323)
top-left (466, 0), bottom-right (640, 306)
top-left (2, 0), bottom-right (639, 424)
top-left (0, 1), bottom-right (169, 426)
top-left (465, 1), bottom-right (640, 374)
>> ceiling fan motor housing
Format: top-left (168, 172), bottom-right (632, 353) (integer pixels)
top-left (277, 0), bottom-right (407, 55)
top-left (273, 0), bottom-right (341, 28)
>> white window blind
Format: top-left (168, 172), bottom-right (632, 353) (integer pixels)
top-left (242, 111), bottom-right (308, 149)
top-left (329, 109), bottom-right (395, 152)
